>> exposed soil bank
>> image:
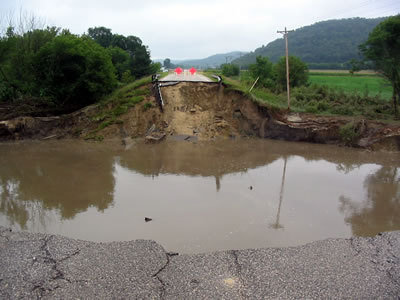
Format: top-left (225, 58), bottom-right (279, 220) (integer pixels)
top-left (1, 226), bottom-right (399, 299)
top-left (0, 82), bottom-right (399, 150)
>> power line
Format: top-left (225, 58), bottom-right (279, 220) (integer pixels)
top-left (361, 2), bottom-right (400, 17)
top-left (357, 1), bottom-right (400, 15)
top-left (319, 0), bottom-right (377, 20)
top-left (320, 0), bottom-right (399, 20)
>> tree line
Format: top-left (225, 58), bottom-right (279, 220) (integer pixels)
top-left (222, 55), bottom-right (309, 91)
top-left (0, 21), bottom-right (158, 110)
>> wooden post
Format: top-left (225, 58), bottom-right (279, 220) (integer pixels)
top-left (249, 77), bottom-right (259, 92)
top-left (277, 27), bottom-right (294, 110)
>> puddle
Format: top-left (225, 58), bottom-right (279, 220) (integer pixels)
top-left (0, 139), bottom-right (399, 253)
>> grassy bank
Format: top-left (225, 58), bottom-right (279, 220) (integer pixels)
top-left (204, 69), bottom-right (397, 121)
top-left (84, 76), bottom-right (153, 140)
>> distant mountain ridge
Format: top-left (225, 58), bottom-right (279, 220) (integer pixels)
top-left (154, 51), bottom-right (248, 69)
top-left (233, 17), bottom-right (386, 69)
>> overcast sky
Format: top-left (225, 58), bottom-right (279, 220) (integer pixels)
top-left (1, 0), bottom-right (399, 60)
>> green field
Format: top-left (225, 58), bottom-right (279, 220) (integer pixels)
top-left (308, 74), bottom-right (393, 100)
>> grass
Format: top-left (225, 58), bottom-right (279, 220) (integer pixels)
top-left (291, 84), bottom-right (395, 119)
top-left (309, 74), bottom-right (393, 100)
top-left (84, 76), bottom-right (152, 140)
top-left (206, 71), bottom-right (290, 111)
top-left (158, 71), bottom-right (170, 79)
top-left (206, 69), bottom-right (398, 120)
top-left (309, 69), bottom-right (377, 75)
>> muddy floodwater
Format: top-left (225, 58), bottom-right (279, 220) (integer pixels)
top-left (0, 139), bottom-right (399, 254)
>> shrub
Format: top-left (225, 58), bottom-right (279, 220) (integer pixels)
top-left (317, 101), bottom-right (329, 111)
top-left (221, 64), bottom-right (240, 77)
top-left (274, 56), bottom-right (309, 89)
top-left (33, 34), bottom-right (117, 107)
top-left (249, 56), bottom-right (274, 88)
top-left (339, 122), bottom-right (360, 145)
top-left (305, 101), bottom-right (318, 113)
top-left (331, 105), bottom-right (354, 116)
top-left (143, 102), bottom-right (153, 110)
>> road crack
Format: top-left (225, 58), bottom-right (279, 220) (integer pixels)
top-left (31, 236), bottom-right (82, 298)
top-left (349, 237), bottom-right (362, 256)
top-left (152, 252), bottom-right (176, 300)
top-left (0, 227), bottom-right (12, 242)
top-left (230, 250), bottom-right (247, 299)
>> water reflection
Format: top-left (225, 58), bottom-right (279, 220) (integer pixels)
top-left (269, 156), bottom-right (287, 230)
top-left (0, 141), bottom-right (115, 229)
top-left (0, 139), bottom-right (399, 253)
top-left (340, 166), bottom-right (400, 236)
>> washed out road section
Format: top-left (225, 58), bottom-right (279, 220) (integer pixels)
top-left (160, 71), bottom-right (213, 82)
top-left (1, 227), bottom-right (399, 299)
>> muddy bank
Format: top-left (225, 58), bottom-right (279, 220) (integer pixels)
top-left (1, 227), bottom-right (399, 299)
top-left (0, 82), bottom-right (399, 150)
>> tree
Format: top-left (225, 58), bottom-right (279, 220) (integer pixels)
top-left (129, 43), bottom-right (152, 78)
top-left (87, 27), bottom-right (113, 48)
top-left (33, 34), bottom-right (117, 107)
top-left (88, 27), bottom-right (152, 79)
top-left (249, 56), bottom-right (273, 88)
top-left (348, 59), bottom-right (361, 75)
top-left (221, 63), bottom-right (239, 77)
top-left (0, 26), bottom-right (60, 98)
top-left (150, 62), bottom-right (162, 73)
top-left (274, 56), bottom-right (308, 89)
top-left (107, 46), bottom-right (131, 80)
top-left (360, 15), bottom-right (400, 116)
top-left (164, 58), bottom-right (172, 68)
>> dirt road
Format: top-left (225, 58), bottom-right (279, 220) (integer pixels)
top-left (160, 70), bottom-right (212, 82)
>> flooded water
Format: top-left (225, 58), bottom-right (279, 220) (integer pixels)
top-left (0, 139), bottom-right (399, 254)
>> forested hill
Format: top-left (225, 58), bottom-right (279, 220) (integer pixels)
top-left (233, 17), bottom-right (386, 69)
top-left (172, 51), bottom-right (247, 68)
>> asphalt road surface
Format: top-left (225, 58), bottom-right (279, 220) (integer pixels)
top-left (160, 70), bottom-right (213, 82)
top-left (1, 227), bottom-right (399, 299)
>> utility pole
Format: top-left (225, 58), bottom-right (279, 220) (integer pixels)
top-left (277, 27), bottom-right (294, 110)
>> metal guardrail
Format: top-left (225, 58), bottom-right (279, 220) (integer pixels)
top-left (152, 75), bottom-right (164, 112)
top-left (212, 75), bottom-right (222, 83)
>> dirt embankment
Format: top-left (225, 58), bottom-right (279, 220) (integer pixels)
top-left (0, 82), bottom-right (399, 150)
top-left (160, 82), bottom-right (262, 140)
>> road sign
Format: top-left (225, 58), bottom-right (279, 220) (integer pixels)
top-left (189, 67), bottom-right (197, 75)
top-left (175, 67), bottom-right (183, 75)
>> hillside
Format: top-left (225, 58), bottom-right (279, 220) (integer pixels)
top-left (233, 17), bottom-right (386, 69)
top-left (156, 51), bottom-right (248, 69)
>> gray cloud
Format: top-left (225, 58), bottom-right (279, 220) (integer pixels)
top-left (1, 0), bottom-right (399, 59)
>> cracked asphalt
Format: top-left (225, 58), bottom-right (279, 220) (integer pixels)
top-left (1, 227), bottom-right (399, 299)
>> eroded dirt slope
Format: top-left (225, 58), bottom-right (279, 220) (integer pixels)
top-left (160, 82), bottom-right (264, 140)
top-left (0, 81), bottom-right (399, 151)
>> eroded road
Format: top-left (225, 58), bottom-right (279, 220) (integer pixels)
top-left (1, 227), bottom-right (399, 299)
top-left (160, 71), bottom-right (213, 82)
